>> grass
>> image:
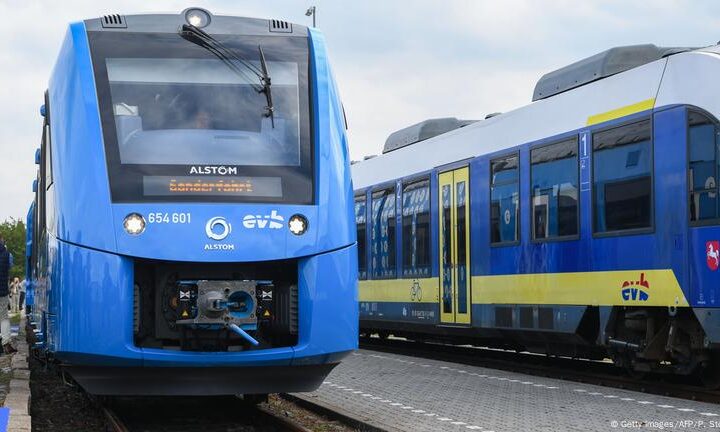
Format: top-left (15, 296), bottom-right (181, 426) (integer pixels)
top-left (9, 313), bottom-right (20, 326)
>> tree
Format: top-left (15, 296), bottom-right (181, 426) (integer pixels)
top-left (0, 218), bottom-right (26, 280)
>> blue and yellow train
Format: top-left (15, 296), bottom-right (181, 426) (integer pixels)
top-left (353, 44), bottom-right (720, 382)
top-left (26, 8), bottom-right (357, 395)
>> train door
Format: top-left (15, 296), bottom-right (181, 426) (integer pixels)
top-left (439, 167), bottom-right (471, 324)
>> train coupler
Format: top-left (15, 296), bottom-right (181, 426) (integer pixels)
top-left (172, 280), bottom-right (274, 346)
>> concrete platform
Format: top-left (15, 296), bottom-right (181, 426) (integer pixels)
top-left (293, 349), bottom-right (720, 432)
top-left (6, 318), bottom-right (30, 432)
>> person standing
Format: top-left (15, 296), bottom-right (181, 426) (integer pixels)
top-left (19, 278), bottom-right (26, 312)
top-left (0, 236), bottom-right (15, 353)
top-left (9, 277), bottom-right (19, 313)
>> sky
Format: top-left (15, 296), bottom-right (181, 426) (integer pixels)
top-left (1, 0), bottom-right (720, 221)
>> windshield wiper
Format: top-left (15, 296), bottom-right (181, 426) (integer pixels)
top-left (179, 24), bottom-right (275, 127)
top-left (257, 45), bottom-right (274, 127)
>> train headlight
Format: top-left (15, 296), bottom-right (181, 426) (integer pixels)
top-left (288, 214), bottom-right (308, 236)
top-left (123, 213), bottom-right (146, 236)
top-left (185, 8), bottom-right (211, 28)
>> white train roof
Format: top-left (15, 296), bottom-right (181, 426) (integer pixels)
top-left (352, 45), bottom-right (720, 190)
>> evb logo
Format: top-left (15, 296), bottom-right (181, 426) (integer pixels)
top-left (243, 210), bottom-right (284, 229)
top-left (621, 273), bottom-right (650, 302)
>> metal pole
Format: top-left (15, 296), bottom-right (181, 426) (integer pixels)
top-left (305, 6), bottom-right (316, 27)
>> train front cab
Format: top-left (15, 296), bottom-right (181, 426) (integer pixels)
top-left (29, 10), bottom-right (357, 395)
top-left (358, 100), bottom-right (720, 380)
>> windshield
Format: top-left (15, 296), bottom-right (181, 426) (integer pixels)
top-left (89, 31), bottom-right (312, 204)
top-left (107, 57), bottom-right (300, 166)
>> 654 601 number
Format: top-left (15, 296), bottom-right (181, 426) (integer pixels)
top-left (147, 212), bottom-right (192, 224)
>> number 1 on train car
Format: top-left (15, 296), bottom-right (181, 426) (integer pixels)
top-left (439, 167), bottom-right (471, 324)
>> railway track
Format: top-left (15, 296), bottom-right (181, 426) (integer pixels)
top-left (99, 395), bottom-right (315, 432)
top-left (361, 336), bottom-right (720, 404)
top-left (101, 404), bottom-right (129, 432)
top-left (30, 339), bottom-right (364, 432)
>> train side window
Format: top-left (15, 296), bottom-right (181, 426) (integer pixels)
top-left (354, 195), bottom-right (367, 279)
top-left (371, 187), bottom-right (396, 279)
top-left (688, 111), bottom-right (720, 223)
top-left (593, 119), bottom-right (653, 233)
top-left (531, 138), bottom-right (578, 240)
top-left (401, 179), bottom-right (431, 278)
top-left (43, 124), bottom-right (53, 189)
top-left (43, 90), bottom-right (53, 189)
top-left (490, 155), bottom-right (520, 244)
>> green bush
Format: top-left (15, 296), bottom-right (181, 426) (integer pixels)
top-left (0, 218), bottom-right (26, 280)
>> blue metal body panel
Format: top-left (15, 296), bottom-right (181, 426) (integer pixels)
top-left (690, 224), bottom-right (720, 306)
top-left (42, 241), bottom-right (357, 367)
top-left (31, 19), bottom-right (357, 377)
top-left (293, 244), bottom-right (359, 365)
top-left (653, 107), bottom-right (690, 298)
top-left (469, 157), bottom-right (490, 276)
top-left (360, 301), bottom-right (439, 324)
top-left (429, 172), bottom-right (440, 278)
top-left (47, 239), bottom-right (135, 362)
top-left (49, 23), bottom-right (117, 252)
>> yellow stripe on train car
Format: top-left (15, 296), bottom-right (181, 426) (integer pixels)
top-left (586, 98), bottom-right (655, 126)
top-left (471, 269), bottom-right (689, 307)
top-left (359, 278), bottom-right (439, 303)
top-left (358, 270), bottom-right (689, 307)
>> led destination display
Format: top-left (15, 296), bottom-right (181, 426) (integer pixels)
top-left (143, 175), bottom-right (282, 197)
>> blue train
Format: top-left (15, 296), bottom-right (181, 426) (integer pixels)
top-left (26, 8), bottom-right (357, 395)
top-left (25, 201), bottom-right (34, 313)
top-left (353, 44), bottom-right (720, 383)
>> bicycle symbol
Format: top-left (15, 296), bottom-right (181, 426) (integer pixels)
top-left (410, 280), bottom-right (422, 302)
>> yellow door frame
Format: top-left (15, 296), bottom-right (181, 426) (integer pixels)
top-left (454, 168), bottom-right (471, 324)
top-left (439, 171), bottom-right (454, 323)
top-left (438, 167), bottom-right (471, 324)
